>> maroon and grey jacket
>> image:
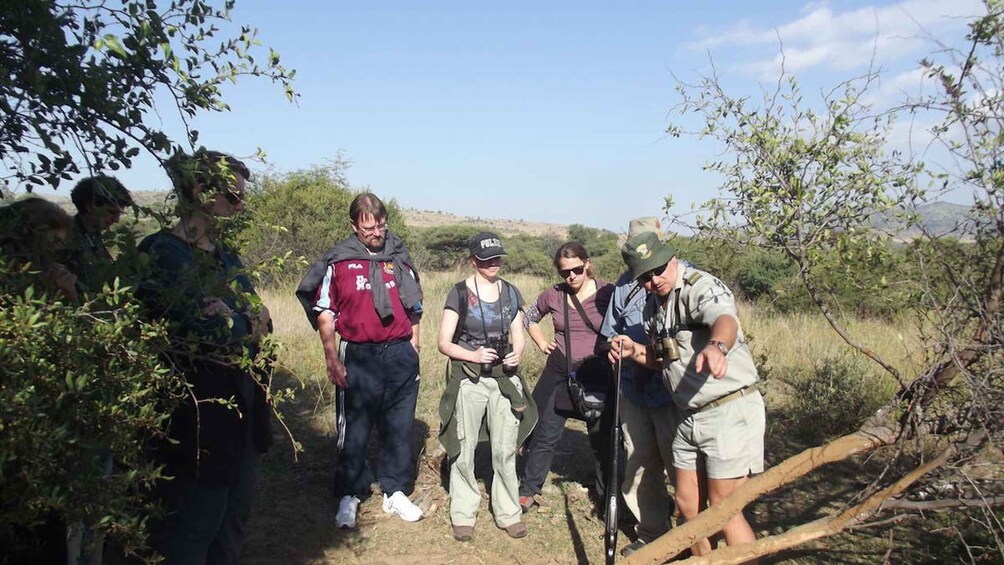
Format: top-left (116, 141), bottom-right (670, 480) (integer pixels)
top-left (295, 231), bottom-right (423, 343)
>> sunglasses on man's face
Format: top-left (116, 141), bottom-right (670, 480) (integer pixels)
top-left (223, 190), bottom-right (245, 205)
top-left (638, 262), bottom-right (668, 283)
top-left (558, 265), bottom-right (586, 279)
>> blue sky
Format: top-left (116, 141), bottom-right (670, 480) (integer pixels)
top-left (36, 0), bottom-right (986, 232)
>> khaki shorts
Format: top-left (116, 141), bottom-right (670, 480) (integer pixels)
top-left (672, 390), bottom-right (765, 479)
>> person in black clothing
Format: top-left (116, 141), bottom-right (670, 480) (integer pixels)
top-left (138, 150), bottom-right (272, 564)
top-left (65, 175), bottom-right (133, 291)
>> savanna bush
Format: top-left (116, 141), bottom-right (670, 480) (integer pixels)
top-left (781, 355), bottom-right (896, 443)
top-left (0, 271), bottom-right (180, 559)
top-left (240, 162), bottom-right (410, 284)
top-left (410, 225), bottom-right (483, 271)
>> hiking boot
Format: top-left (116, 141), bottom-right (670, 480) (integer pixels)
top-left (334, 495), bottom-right (360, 529)
top-left (504, 521), bottom-right (528, 539)
top-left (452, 524), bottom-right (474, 542)
top-left (382, 491), bottom-right (423, 522)
top-left (620, 540), bottom-right (646, 557)
top-left (518, 495), bottom-right (536, 513)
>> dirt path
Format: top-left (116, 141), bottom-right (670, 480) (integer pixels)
top-left (241, 373), bottom-right (614, 565)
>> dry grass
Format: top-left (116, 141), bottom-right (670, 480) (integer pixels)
top-left (243, 273), bottom-right (940, 564)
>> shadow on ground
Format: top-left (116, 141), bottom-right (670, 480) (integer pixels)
top-left (242, 369), bottom-right (631, 564)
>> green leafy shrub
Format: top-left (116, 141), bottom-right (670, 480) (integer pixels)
top-left (0, 271), bottom-right (180, 558)
top-left (734, 251), bottom-right (796, 302)
top-left (781, 355), bottom-right (896, 443)
top-left (239, 162), bottom-right (410, 284)
top-left (410, 225), bottom-right (483, 271)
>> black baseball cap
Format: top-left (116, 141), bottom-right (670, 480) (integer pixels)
top-left (468, 231), bottom-right (507, 260)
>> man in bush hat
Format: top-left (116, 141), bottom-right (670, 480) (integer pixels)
top-left (609, 229), bottom-right (765, 557)
top-left (598, 217), bottom-right (677, 556)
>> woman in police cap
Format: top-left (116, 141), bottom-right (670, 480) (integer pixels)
top-left (437, 231), bottom-right (536, 541)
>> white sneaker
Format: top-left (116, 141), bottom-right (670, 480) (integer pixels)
top-left (334, 495), bottom-right (360, 529)
top-left (382, 491), bottom-right (423, 522)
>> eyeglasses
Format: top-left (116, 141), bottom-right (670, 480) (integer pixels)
top-left (638, 262), bottom-right (668, 283)
top-left (223, 190), bottom-right (245, 205)
top-left (475, 257), bottom-right (503, 267)
top-left (558, 265), bottom-right (586, 279)
top-left (357, 222), bottom-right (388, 235)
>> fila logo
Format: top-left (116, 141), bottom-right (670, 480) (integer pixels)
top-left (347, 263), bottom-right (364, 270)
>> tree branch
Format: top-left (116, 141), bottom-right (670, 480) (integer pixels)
top-left (799, 263), bottom-right (904, 385)
top-left (880, 496), bottom-right (1004, 512)
top-left (623, 424), bottom-right (899, 564)
top-left (658, 443), bottom-right (956, 565)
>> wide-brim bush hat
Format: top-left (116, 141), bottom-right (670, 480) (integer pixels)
top-left (622, 231), bottom-right (675, 280)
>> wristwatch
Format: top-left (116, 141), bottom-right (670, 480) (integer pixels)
top-left (709, 340), bottom-right (729, 355)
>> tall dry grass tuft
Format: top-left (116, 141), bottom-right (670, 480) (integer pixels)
top-left (742, 304), bottom-right (924, 376)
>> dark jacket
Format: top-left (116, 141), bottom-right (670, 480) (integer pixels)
top-left (295, 231), bottom-right (423, 330)
top-left (138, 231), bottom-right (272, 487)
top-left (437, 361), bottom-right (538, 462)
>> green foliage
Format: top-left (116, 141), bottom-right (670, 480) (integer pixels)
top-left (0, 269), bottom-right (180, 558)
top-left (500, 233), bottom-right (562, 278)
top-left (1, 0), bottom-right (295, 189)
top-left (239, 161), bottom-right (409, 283)
top-left (410, 225), bottom-right (483, 271)
top-left (409, 227), bottom-right (561, 277)
top-left (733, 250), bottom-right (796, 302)
top-left (781, 355), bottom-right (896, 443)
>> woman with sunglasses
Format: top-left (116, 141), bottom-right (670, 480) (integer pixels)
top-left (518, 242), bottom-right (615, 513)
top-left (437, 232), bottom-right (537, 541)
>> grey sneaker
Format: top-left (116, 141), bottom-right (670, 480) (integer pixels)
top-left (334, 495), bottom-right (360, 529)
top-left (504, 522), bottom-right (528, 539)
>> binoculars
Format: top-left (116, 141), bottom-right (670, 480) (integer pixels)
top-left (651, 329), bottom-right (681, 362)
top-left (481, 336), bottom-right (516, 375)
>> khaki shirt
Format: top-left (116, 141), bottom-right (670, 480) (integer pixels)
top-left (643, 262), bottom-right (759, 410)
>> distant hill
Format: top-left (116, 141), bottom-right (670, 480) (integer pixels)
top-left (402, 208), bottom-right (569, 239)
top-left (32, 190), bottom-right (172, 213)
top-left (875, 201), bottom-right (975, 239)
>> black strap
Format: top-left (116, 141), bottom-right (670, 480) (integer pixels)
top-left (624, 282), bottom-right (645, 305)
top-left (561, 285), bottom-right (599, 377)
top-left (562, 294), bottom-right (574, 377)
top-left (451, 281), bottom-right (467, 344)
top-left (566, 285), bottom-right (599, 335)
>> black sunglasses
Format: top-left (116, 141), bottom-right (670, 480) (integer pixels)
top-left (223, 190), bottom-right (245, 205)
top-left (558, 265), bottom-right (586, 278)
top-left (638, 262), bottom-right (668, 283)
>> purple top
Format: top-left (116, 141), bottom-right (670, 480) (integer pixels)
top-left (525, 280), bottom-right (613, 374)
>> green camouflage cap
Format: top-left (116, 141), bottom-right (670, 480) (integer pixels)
top-left (621, 231), bottom-right (675, 280)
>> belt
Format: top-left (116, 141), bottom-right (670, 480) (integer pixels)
top-left (689, 384), bottom-right (758, 415)
top-left (343, 337), bottom-right (411, 348)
